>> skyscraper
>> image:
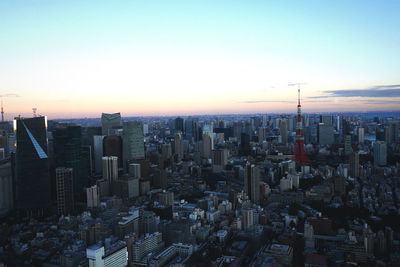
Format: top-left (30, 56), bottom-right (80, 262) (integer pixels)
top-left (101, 113), bottom-right (121, 136)
top-left (202, 132), bottom-right (212, 159)
top-left (374, 141), bottom-right (387, 166)
top-left (0, 160), bottom-right (13, 216)
top-left (14, 116), bottom-right (51, 213)
top-left (350, 152), bottom-right (359, 178)
top-left (123, 121), bottom-right (144, 169)
top-left (280, 119), bottom-right (288, 145)
top-left (318, 123), bottom-right (334, 146)
top-left (174, 117), bottom-right (184, 134)
top-left (358, 127), bottom-right (365, 144)
top-left (102, 156), bottom-right (118, 183)
top-left (93, 135), bottom-right (105, 173)
top-left (103, 135), bottom-right (123, 168)
top-left (53, 126), bottom-right (88, 196)
top-left (174, 132), bottom-right (184, 160)
top-left (258, 127), bottom-right (267, 143)
top-left (244, 164), bottom-right (260, 204)
top-left (55, 167), bottom-right (74, 215)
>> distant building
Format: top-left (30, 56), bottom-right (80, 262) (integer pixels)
top-left (87, 185), bottom-right (100, 208)
top-left (212, 149), bottom-right (228, 172)
top-left (132, 232), bottom-right (164, 264)
top-left (93, 135), bottom-right (105, 173)
top-left (102, 156), bottom-right (118, 183)
top-left (159, 191), bottom-right (174, 206)
top-left (242, 208), bottom-right (254, 230)
top-left (174, 132), bottom-right (184, 159)
top-left (122, 121), bottom-right (144, 169)
top-left (258, 127), bottom-right (267, 143)
top-left (103, 135), bottom-right (123, 168)
top-left (318, 123), bottom-right (334, 146)
top-left (279, 119), bottom-right (288, 145)
top-left (264, 244), bottom-right (293, 266)
top-left (244, 164), bottom-right (260, 204)
top-left (101, 113), bottom-right (121, 136)
top-left (56, 167), bottom-right (74, 215)
top-left (374, 141), bottom-right (387, 166)
top-left (350, 152), bottom-right (359, 178)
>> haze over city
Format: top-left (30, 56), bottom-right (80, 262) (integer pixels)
top-left (1, 0), bottom-right (400, 119)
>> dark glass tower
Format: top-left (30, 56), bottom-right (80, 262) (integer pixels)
top-left (14, 116), bottom-right (51, 213)
top-left (53, 126), bottom-right (89, 196)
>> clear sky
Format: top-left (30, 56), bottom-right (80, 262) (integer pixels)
top-left (1, 0), bottom-right (400, 119)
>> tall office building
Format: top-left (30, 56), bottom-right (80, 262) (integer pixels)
top-left (318, 123), bottom-right (334, 146)
top-left (240, 133), bottom-right (251, 156)
top-left (56, 167), bottom-right (74, 215)
top-left (86, 185), bottom-right (100, 208)
top-left (129, 163), bottom-right (141, 179)
top-left (101, 113), bottom-right (121, 136)
top-left (202, 132), bottom-right (212, 159)
top-left (0, 160), bottom-right (13, 216)
top-left (374, 141), bottom-right (387, 166)
top-left (244, 164), bottom-right (260, 204)
top-left (357, 127), bottom-right (365, 144)
top-left (102, 156), bottom-right (118, 183)
top-left (122, 121), bottom-right (144, 169)
top-left (258, 127), bottom-right (267, 143)
top-left (279, 119), bottom-right (288, 145)
top-left (103, 135), bottom-right (123, 168)
top-left (202, 124), bottom-right (214, 149)
top-left (14, 116), bottom-right (51, 213)
top-left (320, 115), bottom-right (333, 126)
top-left (93, 135), bottom-right (105, 173)
top-left (242, 208), bottom-right (254, 230)
top-left (159, 191), bottom-right (174, 206)
top-left (344, 135), bottom-right (353, 156)
top-left (212, 149), bottom-right (228, 172)
top-left (53, 126), bottom-right (88, 195)
top-left (174, 132), bottom-right (184, 159)
top-left (387, 120), bottom-right (399, 144)
top-left (350, 152), bottom-right (360, 178)
top-left (174, 117), bottom-right (184, 133)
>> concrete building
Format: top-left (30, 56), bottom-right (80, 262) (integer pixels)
top-left (122, 121), bottom-right (144, 169)
top-left (374, 141), bottom-right (387, 166)
top-left (56, 167), bottom-right (74, 215)
top-left (87, 185), bottom-right (100, 208)
top-left (212, 149), bottom-right (228, 173)
top-left (280, 119), bottom-right (288, 145)
top-left (242, 208), bottom-right (254, 230)
top-left (174, 132), bottom-right (184, 160)
top-left (86, 241), bottom-right (127, 267)
top-left (244, 164), bottom-right (260, 204)
top-left (93, 135), bottom-right (105, 173)
top-left (159, 191), bottom-right (174, 206)
top-left (132, 232), bottom-right (164, 264)
top-left (102, 156), bottom-right (118, 183)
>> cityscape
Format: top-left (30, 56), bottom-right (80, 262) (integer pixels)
top-left (1, 1), bottom-right (400, 267)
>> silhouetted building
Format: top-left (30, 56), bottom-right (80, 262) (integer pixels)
top-left (374, 141), bottom-right (387, 166)
top-left (244, 164), bottom-right (260, 204)
top-left (101, 113), bottom-right (121, 135)
top-left (56, 167), bottom-right (74, 215)
top-left (103, 135), bottom-right (123, 168)
top-left (14, 116), bottom-right (51, 214)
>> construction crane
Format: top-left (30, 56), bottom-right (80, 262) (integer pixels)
top-left (0, 93), bottom-right (19, 122)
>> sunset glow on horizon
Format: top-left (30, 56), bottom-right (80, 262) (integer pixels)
top-left (1, 1), bottom-right (400, 120)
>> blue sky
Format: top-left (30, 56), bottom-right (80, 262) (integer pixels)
top-left (1, 1), bottom-right (400, 118)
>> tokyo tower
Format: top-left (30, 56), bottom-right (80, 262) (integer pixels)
top-left (290, 83), bottom-right (310, 167)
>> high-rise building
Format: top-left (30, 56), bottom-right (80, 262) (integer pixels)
top-left (202, 132), bottom-right (212, 159)
top-left (159, 191), bottom-right (174, 206)
top-left (87, 241), bottom-right (128, 267)
top-left (128, 163), bottom-right (141, 179)
top-left (320, 115), bottom-right (333, 126)
top-left (102, 156), bottom-right (118, 183)
top-left (240, 133), bottom-right (251, 156)
top-left (388, 120), bottom-right (399, 144)
top-left (103, 135), bottom-right (123, 168)
top-left (174, 132), bottom-right (184, 159)
top-left (244, 164), bottom-right (260, 204)
top-left (132, 232), bottom-right (164, 263)
top-left (344, 135), bottom-right (353, 156)
top-left (101, 113), bottom-right (121, 136)
top-left (86, 185), bottom-right (100, 208)
top-left (161, 144), bottom-right (172, 159)
top-left (53, 126), bottom-right (88, 196)
top-left (0, 160), bottom-right (13, 216)
top-left (357, 127), bottom-right (365, 144)
top-left (174, 117), bottom-right (184, 133)
top-left (350, 152), bottom-right (360, 178)
top-left (122, 121), bottom-right (144, 169)
top-left (14, 116), bottom-right (51, 213)
top-left (93, 135), bottom-right (105, 173)
top-left (258, 127), bottom-right (267, 143)
top-left (280, 119), bottom-right (288, 145)
top-left (318, 123), bottom-right (334, 146)
top-left (374, 141), bottom-right (387, 166)
top-left (56, 167), bottom-right (74, 215)
top-left (212, 149), bottom-right (228, 173)
top-left (242, 208), bottom-right (254, 230)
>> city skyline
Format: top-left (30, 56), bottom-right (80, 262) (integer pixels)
top-left (1, 1), bottom-right (400, 119)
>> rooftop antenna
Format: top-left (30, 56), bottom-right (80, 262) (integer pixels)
top-left (32, 108), bottom-right (37, 117)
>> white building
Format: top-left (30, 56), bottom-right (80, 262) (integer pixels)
top-left (102, 156), bottom-right (118, 183)
top-left (86, 185), bottom-right (100, 208)
top-left (87, 242), bottom-right (128, 267)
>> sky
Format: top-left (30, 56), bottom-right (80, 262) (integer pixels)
top-left (1, 0), bottom-right (400, 119)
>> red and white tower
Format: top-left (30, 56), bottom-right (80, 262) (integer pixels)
top-left (291, 84), bottom-right (310, 168)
